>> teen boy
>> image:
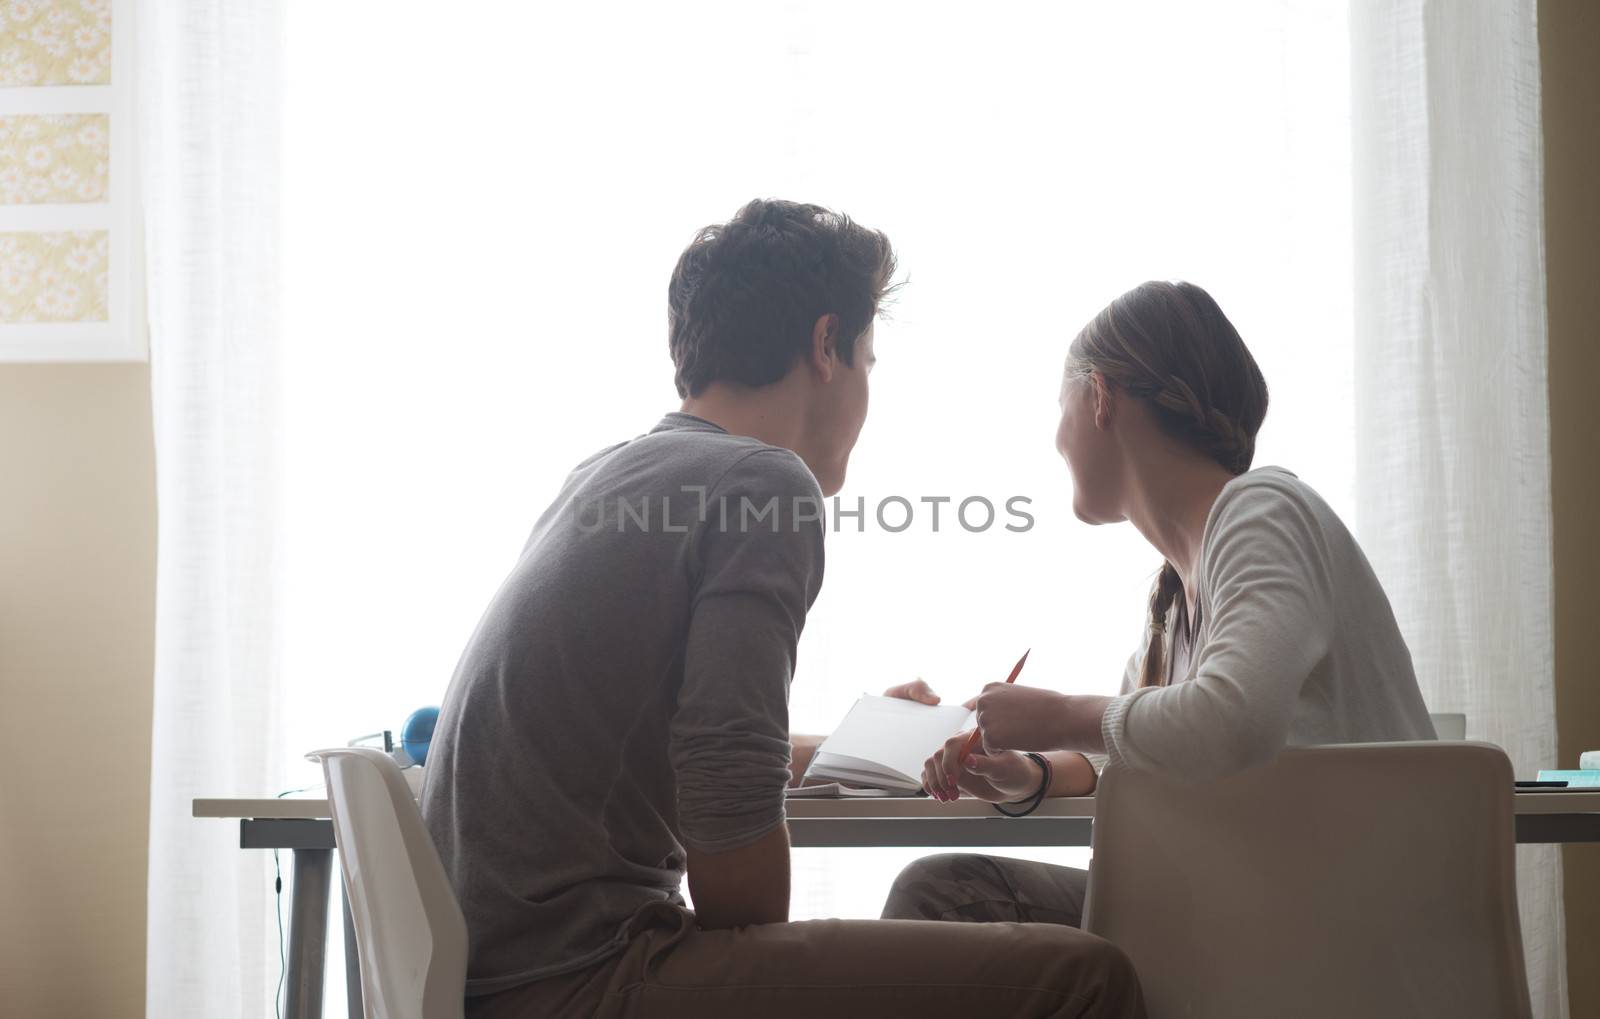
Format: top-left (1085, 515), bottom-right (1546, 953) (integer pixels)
top-left (422, 199), bottom-right (1145, 1018)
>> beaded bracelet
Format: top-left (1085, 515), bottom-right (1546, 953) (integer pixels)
top-left (993, 752), bottom-right (1052, 817)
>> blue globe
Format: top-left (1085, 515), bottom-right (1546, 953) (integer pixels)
top-left (400, 706), bottom-right (440, 767)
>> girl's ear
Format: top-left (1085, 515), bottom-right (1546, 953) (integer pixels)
top-left (1091, 371), bottom-right (1115, 429)
top-left (810, 313), bottom-right (840, 383)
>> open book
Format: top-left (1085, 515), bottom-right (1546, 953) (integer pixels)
top-left (784, 782), bottom-right (895, 798)
top-left (800, 695), bottom-right (977, 795)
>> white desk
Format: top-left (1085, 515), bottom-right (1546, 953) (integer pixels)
top-left (194, 789), bottom-right (1600, 1019)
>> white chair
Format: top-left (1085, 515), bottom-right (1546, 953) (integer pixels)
top-left (308, 747), bottom-right (468, 1019)
top-left (1430, 712), bottom-right (1467, 740)
top-left (1083, 742), bottom-right (1530, 1019)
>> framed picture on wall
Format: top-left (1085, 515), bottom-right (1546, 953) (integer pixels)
top-left (0, 0), bottom-right (143, 362)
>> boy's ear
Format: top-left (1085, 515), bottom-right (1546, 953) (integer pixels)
top-left (810, 313), bottom-right (840, 383)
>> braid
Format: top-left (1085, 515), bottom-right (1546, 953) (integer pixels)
top-left (1147, 371), bottom-right (1207, 424)
top-left (1138, 561), bottom-right (1183, 688)
top-left (1142, 372), bottom-right (1255, 476)
top-left (1203, 407), bottom-right (1255, 474)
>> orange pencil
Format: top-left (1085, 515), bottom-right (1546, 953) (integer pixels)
top-left (961, 648), bottom-right (1030, 762)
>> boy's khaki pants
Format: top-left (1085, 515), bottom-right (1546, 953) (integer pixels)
top-left (466, 901), bottom-right (1144, 1019)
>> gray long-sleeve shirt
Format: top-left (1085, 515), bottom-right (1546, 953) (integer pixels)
top-left (1089, 467), bottom-right (1435, 782)
top-left (421, 412), bottom-right (824, 995)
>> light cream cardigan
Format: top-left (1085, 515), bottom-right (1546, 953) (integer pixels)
top-left (1093, 466), bottom-right (1436, 782)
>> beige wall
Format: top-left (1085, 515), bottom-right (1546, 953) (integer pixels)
top-left (0, 365), bottom-right (154, 1018)
top-left (1541, 2), bottom-right (1600, 1016)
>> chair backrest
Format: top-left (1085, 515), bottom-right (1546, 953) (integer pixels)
top-left (1083, 742), bottom-right (1529, 1019)
top-left (308, 747), bottom-right (467, 1019)
top-left (1430, 712), bottom-right (1467, 740)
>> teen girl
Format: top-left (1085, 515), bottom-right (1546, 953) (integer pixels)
top-left (882, 281), bottom-right (1435, 925)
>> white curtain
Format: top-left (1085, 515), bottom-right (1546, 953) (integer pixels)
top-left (1350, 2), bottom-right (1563, 1017)
top-left (141, 2), bottom-right (288, 1017)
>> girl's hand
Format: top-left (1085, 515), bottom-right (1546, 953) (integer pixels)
top-left (921, 730), bottom-right (1043, 803)
top-left (972, 683), bottom-right (1072, 752)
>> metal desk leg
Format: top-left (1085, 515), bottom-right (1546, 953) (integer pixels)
top-left (343, 885), bottom-right (364, 1019)
top-left (285, 847), bottom-right (332, 1019)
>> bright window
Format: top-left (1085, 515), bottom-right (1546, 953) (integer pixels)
top-left (283, 0), bottom-right (1352, 925)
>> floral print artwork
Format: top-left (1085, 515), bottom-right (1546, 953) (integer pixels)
top-left (0, 1), bottom-right (123, 349)
top-left (0, 0), bottom-right (113, 86)
top-left (0, 114), bottom-right (109, 203)
top-left (0, 231), bottom-right (108, 322)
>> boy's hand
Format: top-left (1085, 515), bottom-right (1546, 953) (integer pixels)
top-left (921, 731), bottom-right (1042, 803)
top-left (881, 678), bottom-right (941, 705)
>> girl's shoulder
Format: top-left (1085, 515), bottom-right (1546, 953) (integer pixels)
top-left (1203, 466), bottom-right (1352, 571)
top-left (1212, 465), bottom-right (1335, 525)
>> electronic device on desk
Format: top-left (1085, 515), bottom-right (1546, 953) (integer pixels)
top-left (348, 706), bottom-right (439, 798)
top-left (1536, 770), bottom-right (1600, 788)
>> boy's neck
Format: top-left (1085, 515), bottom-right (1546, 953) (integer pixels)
top-left (681, 380), bottom-right (807, 455)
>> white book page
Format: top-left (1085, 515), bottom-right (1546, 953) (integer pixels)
top-left (807, 753), bottom-right (918, 792)
top-left (808, 695), bottom-right (976, 786)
